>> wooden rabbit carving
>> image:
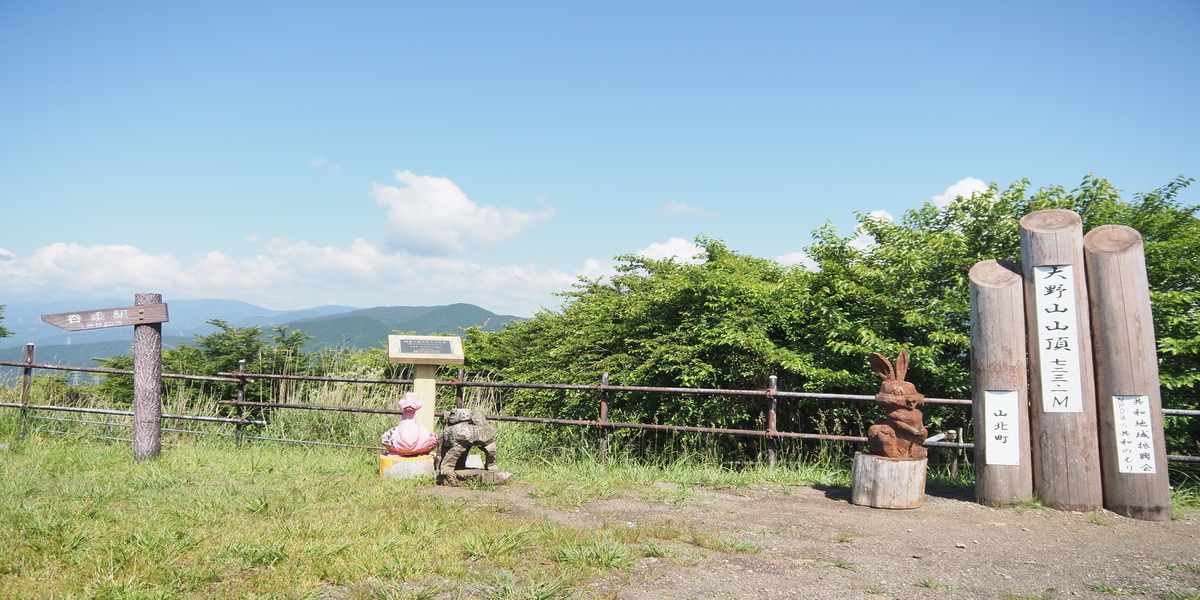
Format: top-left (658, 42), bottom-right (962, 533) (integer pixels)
top-left (867, 350), bottom-right (928, 459)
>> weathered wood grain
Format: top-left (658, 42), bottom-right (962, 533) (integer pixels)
top-left (40, 303), bottom-right (169, 331)
top-left (851, 452), bottom-right (927, 509)
top-left (969, 259), bottom-right (1033, 506)
top-left (1020, 210), bottom-right (1103, 511)
top-left (1084, 225), bottom-right (1171, 521)
top-left (133, 293), bottom-right (163, 461)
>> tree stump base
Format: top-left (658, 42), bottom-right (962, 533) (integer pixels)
top-left (851, 452), bottom-right (927, 509)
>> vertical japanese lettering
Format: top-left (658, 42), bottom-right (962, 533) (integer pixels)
top-left (983, 390), bottom-right (1020, 465)
top-left (1113, 395), bottom-right (1156, 474)
top-left (1034, 265), bottom-right (1083, 413)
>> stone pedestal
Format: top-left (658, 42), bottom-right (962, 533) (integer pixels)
top-left (379, 454), bottom-right (435, 479)
top-left (851, 452), bottom-right (927, 509)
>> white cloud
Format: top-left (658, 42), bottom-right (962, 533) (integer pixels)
top-left (932, 177), bottom-right (988, 207)
top-left (310, 157), bottom-right (341, 174)
top-left (774, 251), bottom-right (818, 270)
top-left (848, 210), bottom-right (894, 250)
top-left (658, 202), bottom-right (716, 219)
top-left (370, 170), bottom-right (553, 255)
top-left (0, 239), bottom-right (578, 316)
top-left (577, 258), bottom-right (617, 280)
top-left (0, 248), bottom-right (15, 261)
top-left (636, 238), bottom-right (705, 264)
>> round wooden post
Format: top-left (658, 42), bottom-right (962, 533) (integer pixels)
top-left (969, 259), bottom-right (1033, 506)
top-left (133, 293), bottom-right (163, 460)
top-left (767, 375), bottom-right (778, 468)
top-left (599, 372), bottom-right (609, 464)
top-left (1019, 210), bottom-right (1102, 511)
top-left (1084, 225), bottom-right (1171, 521)
top-left (18, 343), bottom-right (35, 438)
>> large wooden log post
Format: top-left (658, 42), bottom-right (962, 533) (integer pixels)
top-left (969, 259), bottom-right (1033, 506)
top-left (133, 293), bottom-right (163, 461)
top-left (1019, 210), bottom-right (1103, 511)
top-left (1083, 225), bottom-right (1171, 521)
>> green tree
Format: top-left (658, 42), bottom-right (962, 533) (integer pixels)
top-left (98, 319), bottom-right (280, 405)
top-left (0, 305), bottom-right (12, 339)
top-left (468, 175), bottom-right (1200, 458)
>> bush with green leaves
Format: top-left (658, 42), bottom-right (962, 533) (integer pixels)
top-left (466, 175), bottom-right (1199, 459)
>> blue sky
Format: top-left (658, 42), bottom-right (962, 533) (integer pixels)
top-left (2, 1), bottom-right (1197, 316)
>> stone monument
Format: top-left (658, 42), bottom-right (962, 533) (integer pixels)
top-left (436, 408), bottom-right (511, 486)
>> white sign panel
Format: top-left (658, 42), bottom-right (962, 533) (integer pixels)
top-left (983, 390), bottom-right (1021, 465)
top-left (1034, 265), bottom-right (1084, 413)
top-left (1113, 395), bottom-right (1156, 474)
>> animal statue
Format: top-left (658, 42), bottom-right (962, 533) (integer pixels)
top-left (380, 392), bottom-right (439, 456)
top-left (437, 408), bottom-right (499, 485)
top-left (867, 350), bottom-right (928, 459)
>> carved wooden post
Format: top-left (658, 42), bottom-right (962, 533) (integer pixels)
top-left (1084, 225), bottom-right (1171, 521)
top-left (1020, 210), bottom-right (1102, 511)
top-left (133, 293), bottom-right (163, 460)
top-left (969, 259), bottom-right (1032, 505)
top-left (18, 343), bottom-right (34, 438)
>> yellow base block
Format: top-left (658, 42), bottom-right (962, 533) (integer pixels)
top-left (379, 454), bottom-right (436, 479)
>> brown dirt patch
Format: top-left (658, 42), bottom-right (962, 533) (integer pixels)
top-left (429, 482), bottom-right (1200, 599)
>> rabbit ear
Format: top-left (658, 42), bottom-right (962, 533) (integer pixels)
top-left (869, 353), bottom-right (894, 380)
top-left (894, 350), bottom-right (909, 381)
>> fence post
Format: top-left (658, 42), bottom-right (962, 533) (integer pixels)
top-left (599, 372), bottom-right (609, 464)
top-left (18, 343), bottom-right (34, 438)
top-left (767, 375), bottom-right (778, 468)
top-left (234, 359), bottom-right (246, 448)
top-left (455, 368), bottom-right (465, 409)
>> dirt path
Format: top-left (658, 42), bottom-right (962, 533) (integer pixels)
top-left (432, 482), bottom-right (1200, 600)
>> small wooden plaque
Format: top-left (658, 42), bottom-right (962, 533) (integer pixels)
top-left (41, 303), bottom-right (169, 332)
top-left (387, 335), bottom-right (465, 365)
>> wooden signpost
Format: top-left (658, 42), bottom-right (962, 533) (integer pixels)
top-left (41, 293), bottom-right (169, 460)
top-left (387, 335), bottom-right (465, 432)
top-left (969, 259), bottom-right (1033, 506)
top-left (1083, 225), bottom-right (1171, 520)
top-left (1019, 210), bottom-right (1103, 512)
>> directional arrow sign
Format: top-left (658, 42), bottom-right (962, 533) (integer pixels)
top-left (41, 303), bottom-right (170, 332)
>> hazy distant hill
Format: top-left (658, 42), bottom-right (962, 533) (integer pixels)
top-left (0, 299), bottom-right (359, 350)
top-left (0, 300), bottom-right (521, 363)
top-left (289, 304), bottom-right (522, 350)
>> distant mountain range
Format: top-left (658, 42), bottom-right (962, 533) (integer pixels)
top-left (0, 299), bottom-right (522, 367)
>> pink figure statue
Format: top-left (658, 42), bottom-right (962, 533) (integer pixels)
top-left (381, 392), bottom-right (439, 456)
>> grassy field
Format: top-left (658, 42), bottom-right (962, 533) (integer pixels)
top-left (1, 401), bottom-right (1196, 600)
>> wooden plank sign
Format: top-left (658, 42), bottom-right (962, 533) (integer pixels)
top-left (41, 303), bottom-right (169, 331)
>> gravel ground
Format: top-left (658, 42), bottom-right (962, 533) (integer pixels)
top-left (432, 481), bottom-right (1200, 600)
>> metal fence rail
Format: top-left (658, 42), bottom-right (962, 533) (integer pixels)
top-left (2, 357), bottom-right (1197, 464)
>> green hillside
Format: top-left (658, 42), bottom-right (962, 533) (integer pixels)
top-left (285, 303), bottom-right (522, 350)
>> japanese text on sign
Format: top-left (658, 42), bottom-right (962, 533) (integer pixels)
top-left (398, 339), bottom-right (454, 354)
top-left (67, 309), bottom-right (132, 329)
top-left (1113, 395), bottom-right (1156, 474)
top-left (1034, 265), bottom-right (1084, 413)
top-left (983, 390), bottom-right (1021, 465)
